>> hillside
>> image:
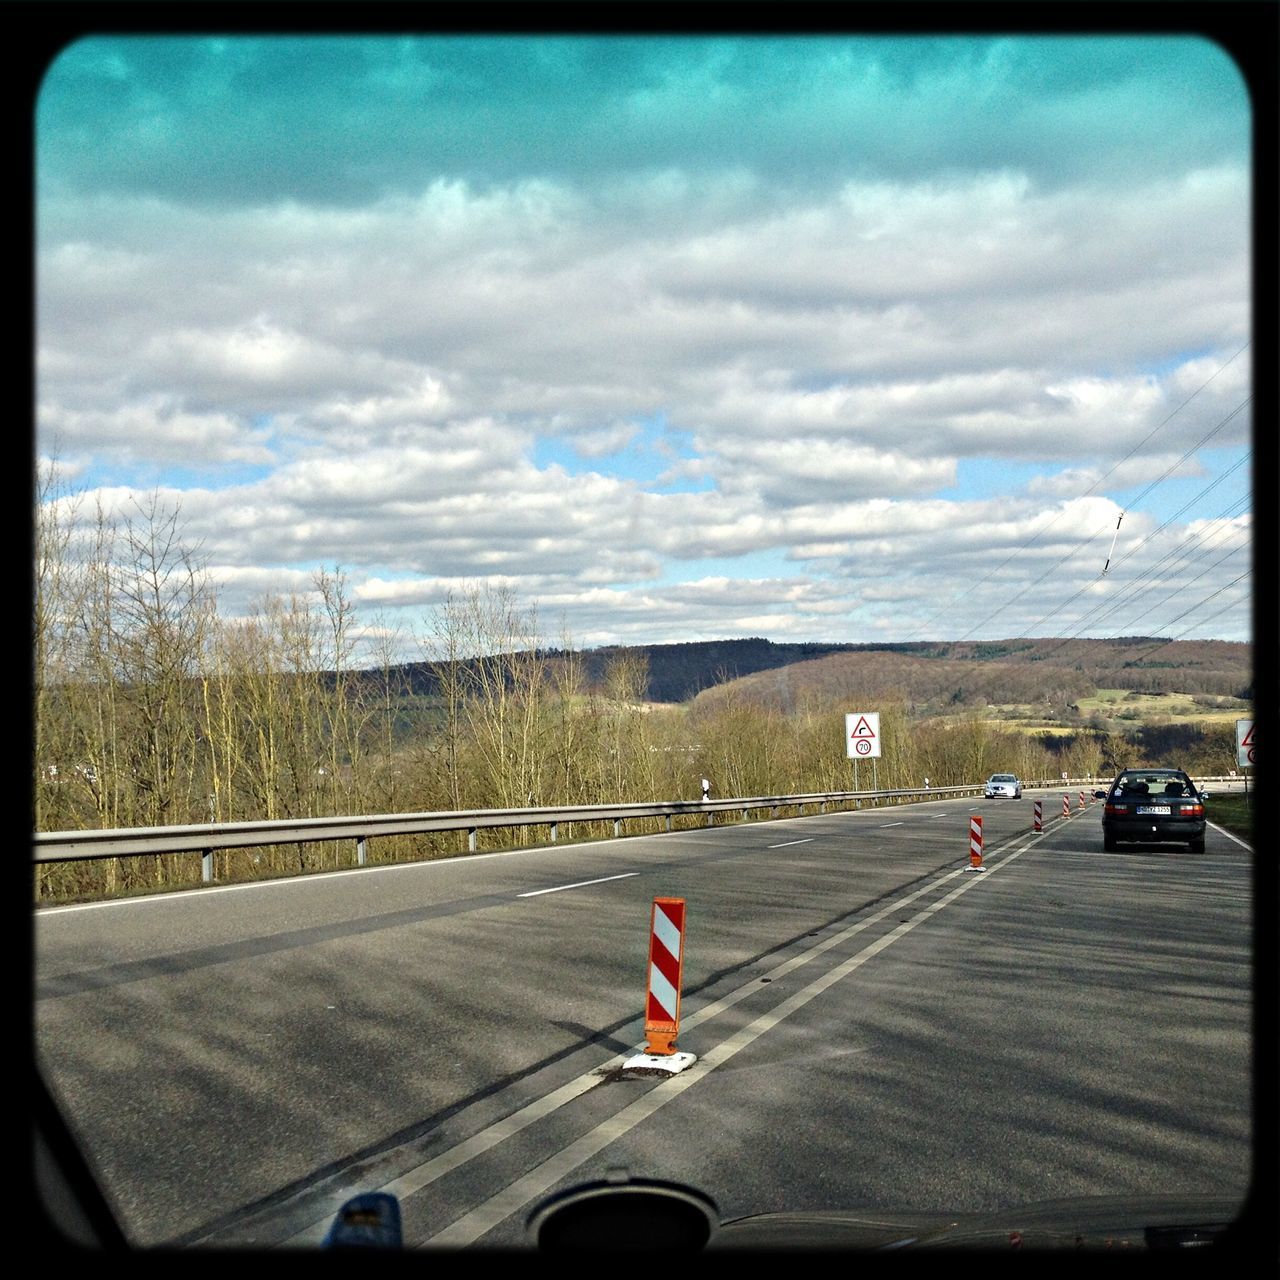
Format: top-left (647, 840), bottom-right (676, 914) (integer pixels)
top-left (687, 637), bottom-right (1252, 717)
top-left (366, 635), bottom-right (1251, 710)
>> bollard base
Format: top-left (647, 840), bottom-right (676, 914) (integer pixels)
top-left (966, 864), bottom-right (987, 872)
top-left (620, 1051), bottom-right (697, 1075)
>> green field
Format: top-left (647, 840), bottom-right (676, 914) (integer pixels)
top-left (1075, 688), bottom-right (1250, 723)
top-left (1207, 791), bottom-right (1254, 845)
top-left (966, 688), bottom-right (1252, 736)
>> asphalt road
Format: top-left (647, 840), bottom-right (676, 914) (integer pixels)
top-left (33, 790), bottom-right (1254, 1249)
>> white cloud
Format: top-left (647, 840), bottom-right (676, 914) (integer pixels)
top-left (35, 43), bottom-right (1253, 653)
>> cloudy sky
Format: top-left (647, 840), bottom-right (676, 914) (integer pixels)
top-left (35, 32), bottom-right (1254, 663)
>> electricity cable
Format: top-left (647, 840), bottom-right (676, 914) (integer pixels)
top-left (899, 340), bottom-right (1251, 642)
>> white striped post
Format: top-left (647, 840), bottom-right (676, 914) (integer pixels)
top-left (1063, 794), bottom-right (1070, 818)
top-left (1079, 790), bottom-right (1086, 811)
top-left (967, 814), bottom-right (985, 872)
top-left (1033, 799), bottom-right (1043, 832)
top-left (643, 897), bottom-right (686, 1055)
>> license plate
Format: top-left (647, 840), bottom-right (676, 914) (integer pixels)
top-left (1136, 805), bottom-right (1171, 815)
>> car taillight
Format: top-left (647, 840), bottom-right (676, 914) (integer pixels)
top-left (1182, 803), bottom-right (1204, 817)
top-left (1105, 804), bottom-right (1125, 816)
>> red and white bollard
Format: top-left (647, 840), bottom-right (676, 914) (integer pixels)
top-left (621, 898), bottom-right (697, 1075)
top-left (967, 814), bottom-right (985, 871)
top-left (1033, 799), bottom-right (1043, 832)
top-left (1079, 790), bottom-right (1086, 811)
top-left (643, 897), bottom-right (685, 1055)
top-left (1063, 793), bottom-right (1071, 818)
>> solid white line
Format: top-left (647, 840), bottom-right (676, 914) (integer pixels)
top-left (38, 843), bottom-right (561, 916)
top-left (281, 862), bottom-right (981, 1246)
top-left (1208, 821), bottom-right (1254, 851)
top-left (517, 872), bottom-right (638, 898)
top-left (878, 822), bottom-right (904, 828)
top-left (423, 850), bottom-right (1024, 1247)
top-left (766, 838), bottom-right (814, 849)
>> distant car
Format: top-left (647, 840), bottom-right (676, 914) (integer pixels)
top-left (1095, 767), bottom-right (1206, 853)
top-left (984, 773), bottom-right (1022, 799)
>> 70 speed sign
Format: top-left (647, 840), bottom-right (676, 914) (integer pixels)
top-left (846, 712), bottom-right (881, 759)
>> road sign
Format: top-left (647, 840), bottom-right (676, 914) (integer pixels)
top-left (845, 711), bottom-right (881, 759)
top-left (1236, 719), bottom-right (1255, 768)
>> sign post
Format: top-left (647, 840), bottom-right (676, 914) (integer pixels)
top-left (847, 713), bottom-right (881, 807)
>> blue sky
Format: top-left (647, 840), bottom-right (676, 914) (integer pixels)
top-left (36, 32), bottom-right (1253, 658)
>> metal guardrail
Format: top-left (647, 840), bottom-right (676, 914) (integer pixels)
top-left (33, 785), bottom-right (984, 882)
top-left (32, 776), bottom-right (1240, 885)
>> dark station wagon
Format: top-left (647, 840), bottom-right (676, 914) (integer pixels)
top-left (1094, 767), bottom-right (1208, 853)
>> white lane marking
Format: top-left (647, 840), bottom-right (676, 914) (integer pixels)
top-left (281, 860), bottom-right (983, 1246)
top-left (1208, 821), bottom-right (1254, 852)
top-left (517, 873), bottom-right (638, 898)
top-left (424, 849), bottom-right (1026, 1248)
top-left (37, 843), bottom-right (557, 916)
top-left (766, 838), bottom-right (814, 849)
top-left (878, 822), bottom-right (904, 828)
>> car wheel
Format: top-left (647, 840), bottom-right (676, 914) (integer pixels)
top-left (1103, 832), bottom-right (1117, 852)
top-left (1189, 836), bottom-right (1205, 854)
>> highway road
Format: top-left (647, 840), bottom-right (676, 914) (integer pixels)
top-left (34, 789), bottom-right (1255, 1249)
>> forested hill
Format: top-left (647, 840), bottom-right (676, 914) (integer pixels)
top-left (367, 635), bottom-right (1251, 706)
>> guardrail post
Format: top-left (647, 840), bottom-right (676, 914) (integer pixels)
top-left (202, 850), bottom-right (214, 882)
top-left (356, 836), bottom-right (368, 866)
top-left (468, 828), bottom-right (477, 852)
top-left (614, 819), bottom-right (622, 838)
top-left (550, 822), bottom-right (558, 843)
top-left (665, 814), bottom-right (672, 832)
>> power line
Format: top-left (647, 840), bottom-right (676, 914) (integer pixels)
top-left (899, 340), bottom-right (1252, 642)
top-left (962, 396), bottom-right (1251, 643)
top-left (1129, 570), bottom-right (1252, 656)
top-left (1019, 452), bottom-right (1250, 641)
top-left (1032, 490), bottom-right (1249, 653)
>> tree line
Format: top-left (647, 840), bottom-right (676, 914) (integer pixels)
top-left (33, 469), bottom-right (1241, 904)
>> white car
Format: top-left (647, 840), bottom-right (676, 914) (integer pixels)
top-left (985, 773), bottom-right (1023, 799)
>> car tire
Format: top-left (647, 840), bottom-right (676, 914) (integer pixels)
top-left (1189, 836), bottom-right (1205, 854)
top-left (1103, 832), bottom-right (1117, 852)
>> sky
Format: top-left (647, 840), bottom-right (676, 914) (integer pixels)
top-left (34, 31), bottom-right (1255, 664)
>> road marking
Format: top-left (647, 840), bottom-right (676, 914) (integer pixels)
top-left (415, 848), bottom-right (1038, 1248)
top-left (36, 843), bottom-right (560, 915)
top-left (1208, 822), bottom-right (1254, 852)
top-left (517, 873), bottom-right (638, 898)
top-left (279, 858), bottom-right (995, 1246)
top-left (878, 822), bottom-right (904, 828)
top-left (766, 838), bottom-right (814, 849)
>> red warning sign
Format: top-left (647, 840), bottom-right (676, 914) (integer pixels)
top-left (845, 712), bottom-right (882, 759)
top-left (1236, 719), bottom-right (1255, 768)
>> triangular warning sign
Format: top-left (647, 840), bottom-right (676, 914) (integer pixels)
top-left (1240, 724), bottom-right (1255, 747)
top-left (850, 716), bottom-right (876, 739)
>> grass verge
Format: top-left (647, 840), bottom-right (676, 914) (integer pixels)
top-left (1207, 791), bottom-right (1254, 845)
